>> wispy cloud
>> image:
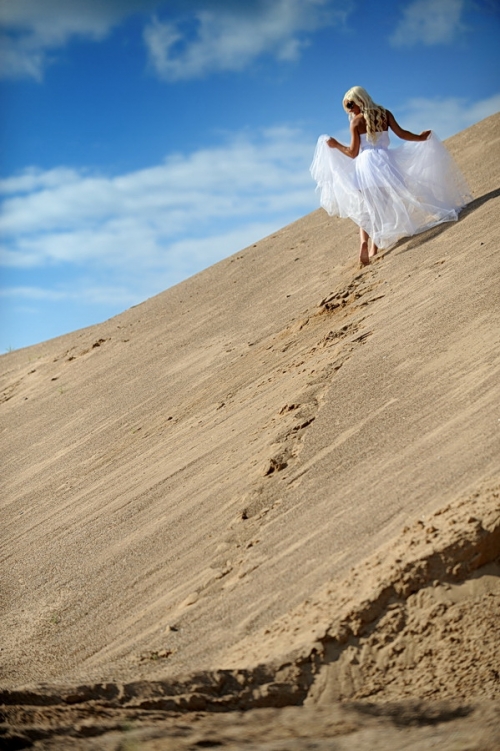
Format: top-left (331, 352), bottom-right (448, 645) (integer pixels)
top-left (398, 92), bottom-right (500, 138)
top-left (0, 167), bottom-right (82, 195)
top-left (0, 0), bottom-right (351, 81)
top-left (0, 126), bottom-right (317, 306)
top-left (389, 0), bottom-right (465, 47)
top-left (144, 0), bottom-right (351, 80)
top-left (0, 0), bottom-right (159, 80)
top-left (0, 284), bottom-right (139, 306)
top-left (0, 286), bottom-right (69, 301)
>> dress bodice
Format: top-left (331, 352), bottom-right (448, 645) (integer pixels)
top-left (360, 130), bottom-right (390, 151)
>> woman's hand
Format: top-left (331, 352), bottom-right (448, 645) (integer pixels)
top-left (326, 121), bottom-right (360, 158)
top-left (387, 111), bottom-right (431, 143)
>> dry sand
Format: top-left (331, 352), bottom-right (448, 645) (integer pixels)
top-left (1, 113), bottom-right (499, 749)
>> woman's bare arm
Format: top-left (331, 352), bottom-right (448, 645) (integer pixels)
top-left (387, 110), bottom-right (430, 142)
top-left (327, 116), bottom-right (361, 158)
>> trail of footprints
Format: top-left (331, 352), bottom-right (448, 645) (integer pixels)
top-left (3, 268), bottom-right (384, 648)
top-left (134, 271), bottom-right (385, 650)
top-left (186, 268), bottom-right (385, 606)
top-left (251, 270), bottom-right (382, 495)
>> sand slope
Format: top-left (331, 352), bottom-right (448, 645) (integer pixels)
top-left (1, 113), bottom-right (500, 748)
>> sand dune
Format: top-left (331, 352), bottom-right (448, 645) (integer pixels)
top-left (1, 113), bottom-right (499, 749)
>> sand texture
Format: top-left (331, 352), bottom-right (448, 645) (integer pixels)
top-left (1, 113), bottom-right (500, 749)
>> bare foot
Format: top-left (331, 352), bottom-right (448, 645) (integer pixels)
top-left (369, 243), bottom-right (378, 258)
top-left (359, 241), bottom-right (370, 266)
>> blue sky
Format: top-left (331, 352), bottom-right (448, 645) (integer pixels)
top-left (1, 0), bottom-right (499, 352)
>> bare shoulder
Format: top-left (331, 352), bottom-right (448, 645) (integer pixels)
top-left (351, 113), bottom-right (366, 132)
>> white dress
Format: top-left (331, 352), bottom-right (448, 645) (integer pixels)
top-left (310, 130), bottom-right (472, 249)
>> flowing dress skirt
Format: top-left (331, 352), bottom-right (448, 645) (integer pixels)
top-left (310, 131), bottom-right (472, 249)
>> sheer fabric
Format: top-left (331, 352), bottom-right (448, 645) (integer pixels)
top-left (310, 131), bottom-right (472, 249)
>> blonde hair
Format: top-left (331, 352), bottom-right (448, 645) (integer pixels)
top-left (343, 86), bottom-right (387, 144)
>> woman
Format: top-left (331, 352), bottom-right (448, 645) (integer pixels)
top-left (310, 86), bottom-right (472, 266)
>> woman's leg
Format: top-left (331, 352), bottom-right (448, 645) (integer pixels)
top-left (359, 227), bottom-right (370, 266)
top-left (370, 241), bottom-right (378, 257)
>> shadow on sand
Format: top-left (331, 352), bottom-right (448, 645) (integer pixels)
top-left (380, 187), bottom-right (500, 258)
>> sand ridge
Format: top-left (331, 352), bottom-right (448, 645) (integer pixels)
top-left (1, 489), bottom-right (499, 748)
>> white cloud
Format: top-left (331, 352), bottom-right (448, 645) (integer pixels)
top-left (0, 0), bottom-right (159, 79)
top-left (0, 127), bottom-right (317, 304)
top-left (0, 0), bottom-right (351, 81)
top-left (0, 167), bottom-right (83, 196)
top-left (390, 0), bottom-right (465, 47)
top-left (0, 125), bottom-right (318, 351)
top-left (144, 0), bottom-right (350, 80)
top-left (398, 92), bottom-right (500, 138)
top-left (0, 286), bottom-right (68, 301)
top-left (0, 284), bottom-right (138, 306)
